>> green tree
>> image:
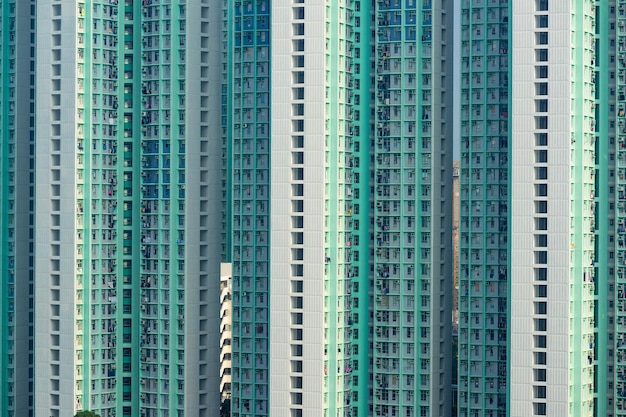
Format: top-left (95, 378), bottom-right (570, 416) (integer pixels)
top-left (75, 411), bottom-right (101, 417)
top-left (220, 398), bottom-right (231, 417)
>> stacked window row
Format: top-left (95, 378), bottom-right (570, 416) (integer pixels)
top-left (229, 1), bottom-right (270, 416)
top-left (530, 4), bottom-right (549, 415)
top-left (616, 1), bottom-right (626, 414)
top-left (343, 0), bottom-right (370, 414)
top-left (571, 2), bottom-right (600, 415)
top-left (1, 1), bottom-right (32, 416)
top-left (373, 1), bottom-right (439, 416)
top-left (458, 1), bottom-right (508, 416)
top-left (321, 2), bottom-right (358, 416)
top-left (139, 2), bottom-right (189, 416)
top-left (76, 2), bottom-right (124, 415)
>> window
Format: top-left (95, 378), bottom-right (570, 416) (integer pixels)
top-left (535, 100), bottom-right (548, 112)
top-left (534, 302), bottom-right (547, 315)
top-left (291, 296), bottom-right (303, 309)
top-left (534, 335), bottom-right (547, 348)
top-left (534, 201), bottom-right (547, 213)
top-left (291, 376), bottom-right (303, 388)
top-left (291, 88), bottom-right (304, 101)
top-left (535, 49), bottom-right (548, 62)
top-left (292, 168), bottom-right (304, 181)
top-left (535, 150), bottom-right (548, 163)
top-left (535, 66), bottom-right (548, 79)
top-left (535, 32), bottom-right (548, 45)
top-left (292, 264), bottom-right (304, 276)
top-left (292, 136), bottom-right (304, 148)
top-left (535, 133), bottom-right (548, 146)
top-left (534, 268), bottom-right (547, 281)
top-left (291, 329), bottom-right (303, 341)
top-left (535, 116), bottom-right (548, 129)
top-left (535, 83), bottom-right (548, 95)
top-left (292, 103), bottom-right (304, 116)
top-left (534, 251), bottom-right (547, 264)
top-left (534, 352), bottom-right (547, 365)
top-left (291, 392), bottom-right (302, 405)
top-left (292, 120), bottom-right (304, 132)
top-left (292, 39), bottom-right (304, 52)
top-left (291, 344), bottom-right (303, 357)
top-left (293, 56), bottom-right (305, 68)
top-left (534, 184), bottom-right (548, 197)
top-left (291, 280), bottom-right (304, 293)
top-left (534, 319), bottom-right (547, 331)
top-left (534, 234), bottom-right (548, 247)
top-left (533, 386), bottom-right (546, 398)
top-left (536, 0), bottom-right (548, 11)
top-left (293, 71), bottom-right (304, 84)
top-left (534, 403), bottom-right (547, 415)
top-left (292, 152), bottom-right (304, 164)
top-left (291, 313), bottom-right (303, 325)
top-left (293, 7), bottom-right (304, 19)
top-left (535, 167), bottom-right (548, 179)
top-left (536, 15), bottom-right (548, 28)
top-left (292, 232), bottom-right (303, 244)
top-left (291, 361), bottom-right (303, 372)
top-left (291, 248), bottom-right (304, 260)
top-left (292, 23), bottom-right (304, 36)
top-left (533, 369), bottom-right (546, 381)
top-left (534, 285), bottom-right (548, 298)
top-left (535, 218), bottom-right (547, 230)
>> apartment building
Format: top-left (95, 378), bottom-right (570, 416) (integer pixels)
top-left (372, 0), bottom-right (453, 416)
top-left (224, 0), bottom-right (453, 416)
top-left (459, 0), bottom-right (615, 416)
top-left (0, 1), bottom-right (36, 416)
top-left (34, 1), bottom-right (222, 416)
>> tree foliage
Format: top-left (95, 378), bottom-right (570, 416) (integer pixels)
top-left (220, 398), bottom-right (231, 417)
top-left (75, 411), bottom-right (101, 417)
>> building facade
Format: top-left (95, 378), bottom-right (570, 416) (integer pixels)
top-left (224, 0), bottom-right (453, 416)
top-left (372, 0), bottom-right (453, 416)
top-left (220, 263), bottom-right (233, 404)
top-left (508, 1), bottom-right (597, 415)
top-left (12, 1), bottom-right (626, 417)
top-left (0, 1), bottom-right (36, 416)
top-left (459, 0), bottom-right (616, 416)
top-left (34, 1), bottom-right (222, 416)
top-left (458, 1), bottom-right (510, 413)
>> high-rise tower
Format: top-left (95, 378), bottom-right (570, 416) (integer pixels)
top-left (372, 0), bottom-right (453, 416)
top-left (34, 1), bottom-right (222, 416)
top-left (1, 1), bottom-right (36, 416)
top-left (508, 1), bottom-right (597, 415)
top-left (224, 0), bottom-right (453, 416)
top-left (458, 1), bottom-right (513, 414)
top-left (459, 1), bottom-right (611, 416)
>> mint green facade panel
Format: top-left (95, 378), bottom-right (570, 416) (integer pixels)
top-left (458, 2), bottom-right (509, 416)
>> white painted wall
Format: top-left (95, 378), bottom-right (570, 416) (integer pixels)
top-left (509, 2), bottom-right (572, 415)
